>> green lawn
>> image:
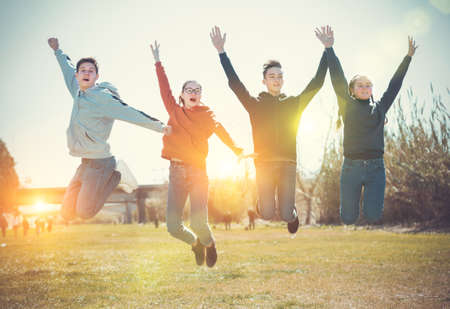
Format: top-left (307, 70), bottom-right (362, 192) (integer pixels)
top-left (0, 224), bottom-right (449, 308)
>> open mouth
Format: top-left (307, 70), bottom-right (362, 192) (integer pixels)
top-left (189, 98), bottom-right (196, 103)
top-left (83, 78), bottom-right (90, 82)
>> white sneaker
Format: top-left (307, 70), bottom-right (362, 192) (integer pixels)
top-left (116, 159), bottom-right (139, 193)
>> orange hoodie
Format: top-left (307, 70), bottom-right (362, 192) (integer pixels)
top-left (155, 62), bottom-right (242, 169)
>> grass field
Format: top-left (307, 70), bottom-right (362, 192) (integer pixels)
top-left (0, 224), bottom-right (449, 308)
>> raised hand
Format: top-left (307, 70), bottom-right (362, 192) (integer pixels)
top-left (150, 40), bottom-right (161, 63)
top-left (315, 25), bottom-right (334, 48)
top-left (210, 26), bottom-right (226, 53)
top-left (48, 37), bottom-right (59, 51)
top-left (408, 36), bottom-right (418, 57)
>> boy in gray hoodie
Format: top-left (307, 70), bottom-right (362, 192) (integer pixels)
top-left (48, 38), bottom-right (170, 221)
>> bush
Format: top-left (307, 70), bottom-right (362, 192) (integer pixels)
top-left (314, 139), bottom-right (343, 224)
top-left (383, 87), bottom-right (450, 224)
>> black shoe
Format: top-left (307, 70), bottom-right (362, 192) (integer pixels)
top-left (191, 239), bottom-right (205, 266)
top-left (206, 243), bottom-right (217, 268)
top-left (287, 216), bottom-right (299, 234)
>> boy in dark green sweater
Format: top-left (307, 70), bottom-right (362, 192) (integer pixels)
top-left (210, 26), bottom-right (328, 234)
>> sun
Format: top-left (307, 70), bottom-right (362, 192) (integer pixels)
top-left (34, 201), bottom-right (46, 212)
top-left (207, 152), bottom-right (249, 179)
top-left (217, 161), bottom-right (241, 179)
top-left (32, 201), bottom-right (60, 214)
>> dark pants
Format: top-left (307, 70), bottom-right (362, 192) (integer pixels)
top-left (61, 157), bottom-right (121, 220)
top-left (248, 220), bottom-right (255, 230)
top-left (166, 162), bottom-right (213, 246)
top-left (340, 157), bottom-right (386, 225)
top-left (255, 161), bottom-right (297, 223)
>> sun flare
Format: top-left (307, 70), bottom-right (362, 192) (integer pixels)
top-left (31, 201), bottom-right (60, 214)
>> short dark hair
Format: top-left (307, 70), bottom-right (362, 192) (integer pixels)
top-left (263, 60), bottom-right (281, 78)
top-left (76, 57), bottom-right (99, 73)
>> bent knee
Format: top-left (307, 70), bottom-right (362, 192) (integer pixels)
top-left (77, 209), bottom-right (95, 220)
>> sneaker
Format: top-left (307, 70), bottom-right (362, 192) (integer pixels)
top-left (191, 239), bottom-right (205, 266)
top-left (287, 216), bottom-right (299, 234)
top-left (206, 243), bottom-right (218, 267)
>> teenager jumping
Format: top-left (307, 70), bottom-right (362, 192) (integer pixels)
top-left (210, 26), bottom-right (328, 234)
top-left (151, 41), bottom-right (243, 267)
top-left (315, 26), bottom-right (417, 224)
top-left (48, 38), bottom-right (170, 221)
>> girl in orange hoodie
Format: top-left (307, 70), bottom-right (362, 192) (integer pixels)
top-left (151, 41), bottom-right (243, 267)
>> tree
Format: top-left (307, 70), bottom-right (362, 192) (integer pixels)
top-left (0, 139), bottom-right (19, 213)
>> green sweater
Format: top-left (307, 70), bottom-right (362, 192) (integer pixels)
top-left (219, 51), bottom-right (328, 163)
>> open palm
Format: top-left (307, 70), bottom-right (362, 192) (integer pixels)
top-left (210, 26), bottom-right (226, 53)
top-left (150, 40), bottom-right (160, 62)
top-left (315, 25), bottom-right (334, 48)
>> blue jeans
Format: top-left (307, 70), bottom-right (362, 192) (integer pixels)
top-left (61, 157), bottom-right (121, 220)
top-left (340, 157), bottom-right (386, 224)
top-left (166, 162), bottom-right (213, 246)
top-left (255, 161), bottom-right (297, 222)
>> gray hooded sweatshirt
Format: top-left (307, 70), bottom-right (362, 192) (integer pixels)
top-left (54, 49), bottom-right (165, 159)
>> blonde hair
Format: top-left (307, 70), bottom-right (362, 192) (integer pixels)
top-left (348, 75), bottom-right (372, 98)
top-left (336, 75), bottom-right (389, 130)
top-left (336, 75), bottom-right (374, 130)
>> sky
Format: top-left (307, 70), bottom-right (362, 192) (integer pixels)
top-left (0, 0), bottom-right (449, 187)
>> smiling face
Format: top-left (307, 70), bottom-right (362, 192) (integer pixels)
top-left (263, 67), bottom-right (284, 96)
top-left (75, 61), bottom-right (99, 91)
top-left (349, 76), bottom-right (373, 100)
top-left (180, 81), bottom-right (202, 109)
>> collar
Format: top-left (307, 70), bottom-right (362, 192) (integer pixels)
top-left (356, 98), bottom-right (371, 104)
top-left (258, 92), bottom-right (287, 101)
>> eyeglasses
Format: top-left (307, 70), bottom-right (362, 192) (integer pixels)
top-left (184, 87), bottom-right (201, 95)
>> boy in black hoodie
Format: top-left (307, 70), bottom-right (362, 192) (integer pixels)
top-left (210, 26), bottom-right (328, 234)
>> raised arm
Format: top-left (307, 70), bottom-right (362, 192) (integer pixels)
top-left (48, 38), bottom-right (79, 98)
top-left (379, 36), bottom-right (416, 113)
top-left (316, 27), bottom-right (351, 104)
top-left (210, 26), bottom-right (258, 112)
top-left (151, 41), bottom-right (178, 115)
top-left (295, 48), bottom-right (328, 112)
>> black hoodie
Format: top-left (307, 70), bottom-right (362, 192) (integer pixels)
top-left (219, 51), bottom-right (328, 163)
